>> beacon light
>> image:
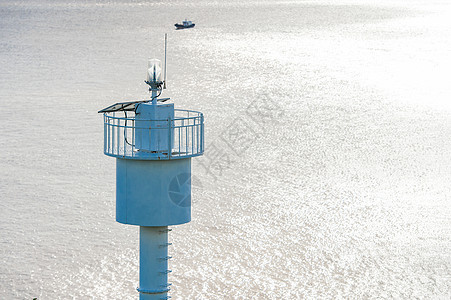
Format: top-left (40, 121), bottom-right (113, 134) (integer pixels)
top-left (146, 58), bottom-right (163, 85)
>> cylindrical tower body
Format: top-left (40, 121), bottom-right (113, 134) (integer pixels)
top-left (101, 99), bottom-right (204, 299)
top-left (116, 157), bottom-right (191, 226)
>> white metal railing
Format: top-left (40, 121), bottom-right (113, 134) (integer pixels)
top-left (103, 109), bottom-right (204, 160)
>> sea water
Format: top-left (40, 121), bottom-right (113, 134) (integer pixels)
top-left (1, 0), bottom-right (450, 299)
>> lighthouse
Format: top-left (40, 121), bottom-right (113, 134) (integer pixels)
top-left (99, 56), bottom-right (204, 299)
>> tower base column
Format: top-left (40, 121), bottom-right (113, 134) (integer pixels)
top-left (138, 226), bottom-right (171, 300)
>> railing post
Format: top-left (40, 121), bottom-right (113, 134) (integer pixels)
top-left (107, 116), bottom-right (111, 154)
top-left (104, 115), bottom-right (107, 154)
top-left (200, 114), bottom-right (204, 153)
top-left (116, 117), bottom-right (120, 156)
top-left (112, 117), bottom-right (115, 155)
top-left (131, 118), bottom-right (135, 158)
top-left (168, 116), bottom-right (172, 159)
top-left (191, 118), bottom-right (194, 155)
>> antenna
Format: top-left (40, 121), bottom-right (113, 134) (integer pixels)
top-left (163, 33), bottom-right (168, 89)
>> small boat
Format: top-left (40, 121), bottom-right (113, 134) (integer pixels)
top-left (175, 19), bottom-right (195, 30)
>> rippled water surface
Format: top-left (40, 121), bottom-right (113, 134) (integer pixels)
top-left (1, 0), bottom-right (450, 299)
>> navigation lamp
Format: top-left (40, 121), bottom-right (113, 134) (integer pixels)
top-left (146, 58), bottom-right (163, 84)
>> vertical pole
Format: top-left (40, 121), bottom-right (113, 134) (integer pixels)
top-left (113, 117), bottom-right (116, 154)
top-left (168, 116), bottom-right (172, 159)
top-left (107, 116), bottom-right (111, 153)
top-left (151, 89), bottom-right (158, 105)
top-left (200, 114), bottom-right (204, 153)
top-left (116, 117), bottom-right (120, 155)
top-left (163, 33), bottom-right (167, 90)
top-left (138, 226), bottom-right (171, 300)
top-left (191, 119), bottom-right (194, 155)
top-left (131, 117), bottom-right (135, 158)
top-left (104, 115), bottom-right (107, 154)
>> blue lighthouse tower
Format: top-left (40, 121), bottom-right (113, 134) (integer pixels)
top-left (99, 57), bottom-right (204, 299)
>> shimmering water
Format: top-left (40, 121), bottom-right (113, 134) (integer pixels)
top-left (1, 0), bottom-right (450, 299)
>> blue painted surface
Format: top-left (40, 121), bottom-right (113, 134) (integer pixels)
top-left (106, 151), bottom-right (203, 160)
top-left (116, 158), bottom-right (191, 226)
top-left (138, 226), bottom-right (170, 300)
top-left (103, 97), bottom-right (204, 298)
top-left (134, 103), bottom-right (174, 153)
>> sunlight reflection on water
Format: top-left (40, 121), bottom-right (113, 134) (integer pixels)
top-left (0, 0), bottom-right (450, 299)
